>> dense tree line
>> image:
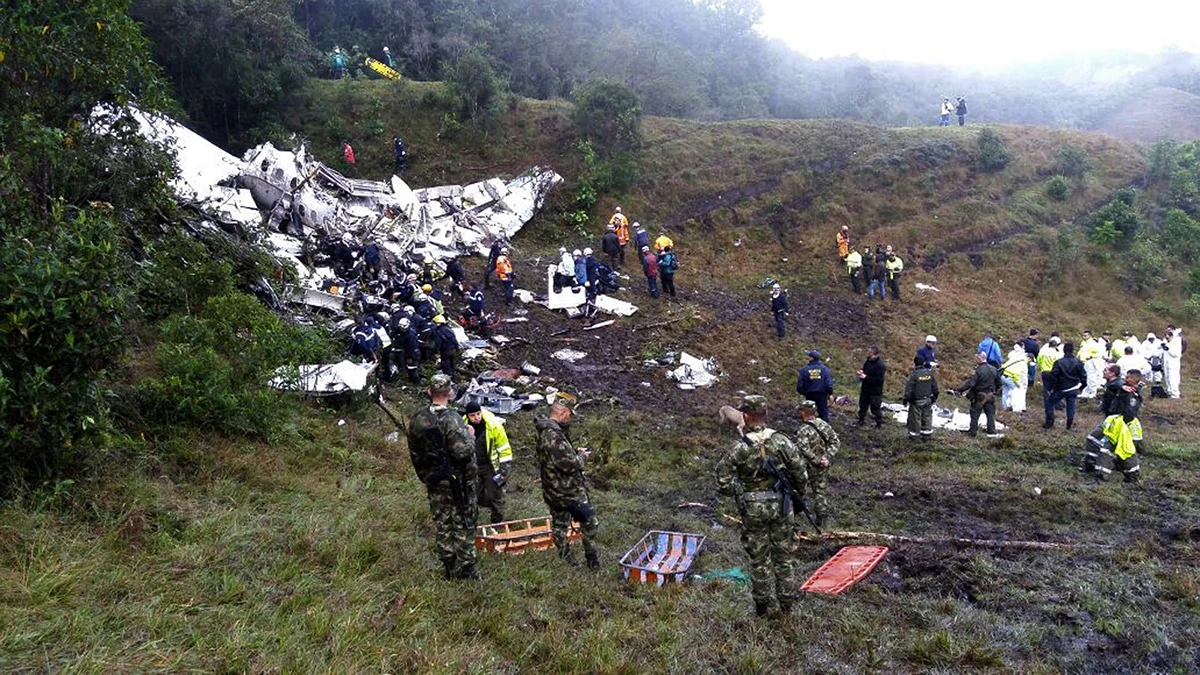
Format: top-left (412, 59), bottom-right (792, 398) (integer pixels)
top-left (130, 0), bottom-right (1200, 148)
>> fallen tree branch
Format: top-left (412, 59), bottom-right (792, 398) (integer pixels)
top-left (633, 316), bottom-right (690, 332)
top-left (677, 502), bottom-right (712, 510)
top-left (796, 530), bottom-right (1109, 551)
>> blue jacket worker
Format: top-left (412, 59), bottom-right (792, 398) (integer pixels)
top-left (796, 350), bottom-right (834, 422)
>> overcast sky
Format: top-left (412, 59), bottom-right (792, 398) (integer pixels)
top-left (756, 0), bottom-right (1200, 69)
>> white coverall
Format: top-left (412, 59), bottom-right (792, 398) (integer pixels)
top-left (1164, 334), bottom-right (1183, 398)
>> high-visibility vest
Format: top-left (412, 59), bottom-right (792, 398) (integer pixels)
top-left (837, 232), bottom-right (850, 258)
top-left (496, 256), bottom-right (513, 280)
top-left (1037, 346), bottom-right (1061, 373)
top-left (885, 257), bottom-right (904, 279)
top-left (615, 220), bottom-right (629, 245)
top-left (464, 409), bottom-right (513, 468)
top-left (845, 250), bottom-right (863, 272)
top-left (655, 235), bottom-right (674, 252)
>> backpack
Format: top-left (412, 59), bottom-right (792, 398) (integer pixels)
top-left (1149, 354), bottom-right (1164, 372)
top-left (661, 252), bottom-right (680, 273)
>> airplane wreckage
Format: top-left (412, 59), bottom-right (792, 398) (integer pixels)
top-left (113, 108), bottom-right (664, 401)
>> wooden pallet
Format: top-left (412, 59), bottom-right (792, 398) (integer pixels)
top-left (619, 530), bottom-right (705, 586)
top-left (475, 516), bottom-right (580, 554)
top-left (800, 545), bottom-right (889, 594)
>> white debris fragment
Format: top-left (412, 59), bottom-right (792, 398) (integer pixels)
top-left (268, 360), bottom-right (377, 395)
top-left (915, 283), bottom-right (940, 292)
top-left (667, 352), bottom-right (720, 389)
top-left (1033, 487), bottom-right (1043, 496)
top-left (552, 349), bottom-right (588, 363)
top-left (594, 295), bottom-right (638, 317)
top-left (514, 289), bottom-right (535, 304)
top-left (886, 403), bottom-right (1007, 432)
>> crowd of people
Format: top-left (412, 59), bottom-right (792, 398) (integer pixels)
top-left (832, 225), bottom-right (903, 304)
top-left (549, 206), bottom-right (682, 310)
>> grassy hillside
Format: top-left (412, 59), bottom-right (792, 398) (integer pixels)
top-left (2, 78), bottom-right (1198, 672)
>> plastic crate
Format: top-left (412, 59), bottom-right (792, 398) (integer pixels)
top-left (619, 530), bottom-right (706, 586)
top-left (475, 516), bottom-right (580, 555)
top-left (800, 545), bottom-right (889, 595)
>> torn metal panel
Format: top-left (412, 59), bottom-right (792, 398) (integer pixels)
top-left (546, 266), bottom-right (587, 310)
top-left (268, 360), bottom-right (376, 395)
top-left (667, 352), bottom-right (720, 389)
top-left (287, 287), bottom-right (347, 312)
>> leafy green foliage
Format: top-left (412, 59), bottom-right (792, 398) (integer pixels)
top-left (1091, 195), bottom-right (1141, 241)
top-left (975, 128), bottom-right (1010, 172)
top-left (0, 0), bottom-right (178, 485)
top-left (0, 205), bottom-right (129, 483)
top-left (572, 78), bottom-right (643, 158)
top-left (131, 0), bottom-right (316, 150)
top-left (131, 294), bottom-right (335, 438)
top-left (1091, 220), bottom-right (1124, 246)
top-left (1046, 175), bottom-right (1071, 200)
top-left (1162, 208), bottom-right (1200, 258)
top-left (1054, 144), bottom-right (1092, 177)
top-left (445, 50), bottom-right (505, 130)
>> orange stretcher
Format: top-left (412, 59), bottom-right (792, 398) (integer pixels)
top-left (474, 516), bottom-right (580, 554)
top-left (800, 545), bottom-right (889, 594)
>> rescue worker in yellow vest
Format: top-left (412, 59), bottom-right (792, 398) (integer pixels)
top-left (1078, 330), bottom-right (1107, 398)
top-left (654, 231), bottom-right (674, 254)
top-left (845, 247), bottom-right (863, 294)
top-left (884, 252), bottom-right (903, 301)
top-left (464, 401), bottom-right (514, 523)
top-left (1082, 369), bottom-right (1143, 483)
top-left (1037, 336), bottom-right (1063, 403)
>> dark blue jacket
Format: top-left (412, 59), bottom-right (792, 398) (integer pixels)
top-left (467, 289), bottom-right (485, 316)
top-left (585, 255), bottom-right (600, 284)
top-left (796, 361), bottom-right (834, 396)
top-left (771, 294), bottom-right (789, 316)
top-left (916, 345), bottom-right (937, 366)
top-left (434, 324), bottom-right (458, 354)
top-left (634, 229), bottom-right (650, 251)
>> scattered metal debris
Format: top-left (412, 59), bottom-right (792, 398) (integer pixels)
top-left (268, 360), bottom-right (377, 395)
top-left (667, 352), bottom-right (720, 390)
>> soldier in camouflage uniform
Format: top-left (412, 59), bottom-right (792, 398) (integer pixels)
top-left (534, 401), bottom-right (600, 568)
top-left (716, 394), bottom-right (808, 616)
top-left (793, 399), bottom-right (841, 528)
top-left (407, 373), bottom-right (480, 580)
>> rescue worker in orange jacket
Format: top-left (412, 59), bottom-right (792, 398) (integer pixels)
top-left (495, 248), bottom-right (514, 305)
top-left (836, 225), bottom-right (850, 260)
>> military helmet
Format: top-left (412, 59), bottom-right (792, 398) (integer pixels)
top-left (428, 373), bottom-right (452, 392)
top-left (738, 394), bottom-right (768, 416)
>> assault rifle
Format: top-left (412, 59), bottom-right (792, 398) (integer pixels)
top-left (762, 456), bottom-right (822, 534)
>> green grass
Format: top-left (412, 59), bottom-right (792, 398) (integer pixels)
top-left (3, 77), bottom-right (1200, 671)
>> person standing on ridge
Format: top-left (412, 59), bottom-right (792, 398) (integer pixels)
top-left (955, 97), bottom-right (968, 126)
top-left (836, 225), bottom-right (850, 260)
top-left (796, 351), bottom-right (834, 423)
top-left (939, 97), bottom-right (953, 126)
top-left (393, 135), bottom-right (408, 173)
top-left (342, 140), bottom-right (356, 165)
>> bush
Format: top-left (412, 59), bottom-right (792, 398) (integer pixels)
top-left (1091, 220), bottom-right (1123, 246)
top-left (0, 205), bottom-right (130, 483)
top-left (445, 50), bottom-right (505, 130)
top-left (572, 78), bottom-right (643, 158)
top-left (976, 128), bottom-right (1010, 172)
top-left (1092, 196), bottom-right (1140, 241)
top-left (1163, 209), bottom-right (1200, 258)
top-left (1055, 144), bottom-right (1093, 177)
top-left (1046, 176), bottom-right (1071, 201)
top-left (130, 293), bottom-right (336, 438)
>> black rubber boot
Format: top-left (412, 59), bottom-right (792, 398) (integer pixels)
top-left (586, 552), bottom-right (600, 570)
top-left (442, 560), bottom-right (455, 580)
top-left (457, 564), bottom-right (481, 580)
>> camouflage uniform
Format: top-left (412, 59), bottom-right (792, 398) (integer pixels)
top-left (794, 415), bottom-right (840, 527)
top-left (716, 396), bottom-right (808, 614)
top-left (534, 415), bottom-right (599, 566)
top-left (407, 380), bottom-right (479, 580)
